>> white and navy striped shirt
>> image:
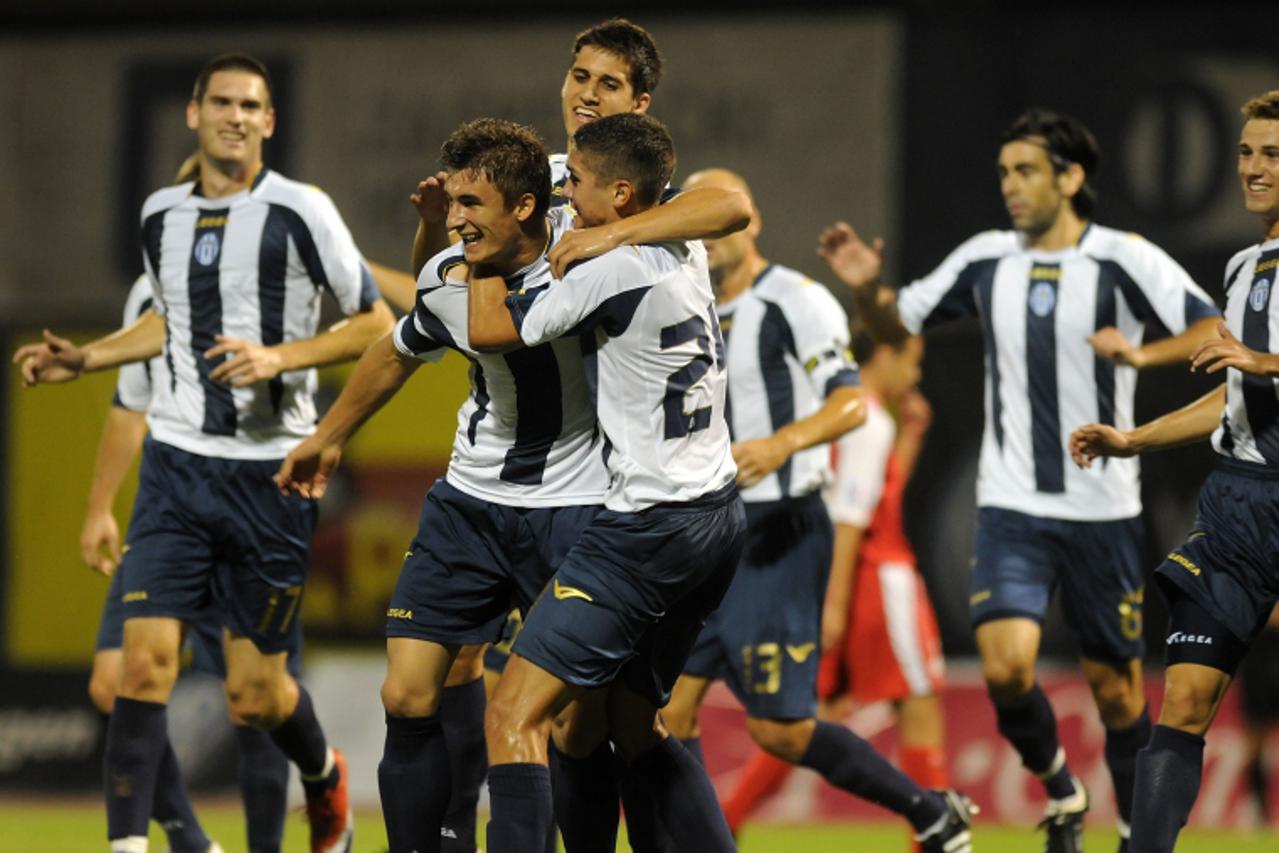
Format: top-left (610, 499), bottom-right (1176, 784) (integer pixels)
top-left (140, 170), bottom-right (377, 460)
top-left (393, 208), bottom-right (609, 507)
top-left (899, 224), bottom-right (1219, 521)
top-left (1212, 237), bottom-right (1279, 468)
top-left (114, 275), bottom-right (167, 413)
top-left (549, 153), bottom-right (571, 209)
top-left (509, 240), bottom-right (737, 512)
top-left (718, 264), bottom-right (859, 503)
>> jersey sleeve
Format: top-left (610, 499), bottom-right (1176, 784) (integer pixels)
top-left (304, 188), bottom-right (380, 316)
top-left (114, 275), bottom-right (154, 412)
top-left (826, 406), bottom-right (895, 528)
top-left (897, 231), bottom-right (1007, 334)
top-left (508, 250), bottom-right (651, 346)
top-left (783, 280), bottom-right (860, 398)
top-left (1114, 234), bottom-right (1220, 333)
top-left (391, 247), bottom-right (464, 364)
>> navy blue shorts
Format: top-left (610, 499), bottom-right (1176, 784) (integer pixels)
top-left (117, 438), bottom-right (317, 655)
top-left (1154, 458), bottom-right (1279, 646)
top-left (970, 506), bottom-right (1146, 663)
top-left (682, 493), bottom-right (832, 720)
top-left (482, 610), bottom-right (523, 674)
top-left (386, 479), bottom-right (601, 646)
top-left (513, 485), bottom-right (746, 708)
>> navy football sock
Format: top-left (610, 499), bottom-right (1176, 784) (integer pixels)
top-left (104, 697), bottom-right (169, 842)
top-left (799, 720), bottom-right (945, 833)
top-left (378, 714), bottom-right (450, 853)
top-left (439, 678), bottom-right (486, 853)
top-left (153, 737), bottom-right (212, 852)
top-left (680, 736), bottom-right (706, 767)
top-left (235, 725), bottom-right (289, 853)
top-left (549, 741), bottom-right (619, 852)
top-left (627, 737), bottom-right (735, 852)
top-left (1105, 705), bottom-right (1152, 824)
top-left (1129, 724), bottom-right (1203, 853)
top-left (993, 683), bottom-right (1075, 798)
top-left (268, 686), bottom-right (329, 783)
top-left (487, 763), bottom-right (554, 853)
top-left (616, 751), bottom-right (676, 853)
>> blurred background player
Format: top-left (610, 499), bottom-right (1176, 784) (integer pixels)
top-left (821, 107), bottom-right (1221, 852)
top-left (659, 168), bottom-right (975, 852)
top-left (1068, 89), bottom-right (1279, 853)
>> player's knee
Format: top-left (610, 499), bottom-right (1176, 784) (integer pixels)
top-left (1159, 678), bottom-right (1217, 732)
top-left (484, 688), bottom-right (544, 753)
top-left (746, 717), bottom-right (810, 763)
top-left (119, 646), bottom-right (179, 696)
top-left (552, 707), bottom-right (608, 758)
top-left (446, 644), bottom-right (486, 687)
top-left (381, 675), bottom-right (441, 718)
top-left (981, 656), bottom-right (1036, 701)
top-left (225, 676), bottom-right (286, 729)
top-left (87, 674), bottom-right (117, 714)
top-left (1088, 675), bottom-right (1142, 727)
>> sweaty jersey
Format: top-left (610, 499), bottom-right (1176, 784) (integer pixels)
top-left (114, 275), bottom-right (168, 412)
top-left (718, 263), bottom-right (859, 502)
top-left (508, 239), bottom-right (737, 512)
top-left (1212, 237), bottom-right (1279, 468)
top-left (393, 207), bottom-right (609, 507)
top-left (898, 223), bottom-right (1218, 521)
top-left (140, 169), bottom-right (378, 460)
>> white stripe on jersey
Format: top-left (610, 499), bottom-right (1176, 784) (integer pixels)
top-left (718, 263), bottom-right (858, 502)
top-left (825, 396), bottom-right (895, 528)
top-left (392, 208), bottom-right (608, 507)
top-left (898, 223), bottom-right (1219, 521)
top-left (510, 240), bottom-right (737, 512)
top-left (140, 171), bottom-right (375, 460)
top-left (1212, 236), bottom-right (1279, 467)
top-left (114, 275), bottom-right (167, 412)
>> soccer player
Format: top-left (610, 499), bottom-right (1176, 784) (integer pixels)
top-left (15, 53), bottom-right (394, 853)
top-left (1068, 89), bottom-right (1279, 853)
top-left (276, 117), bottom-right (750, 853)
top-left (655, 169), bottom-right (972, 851)
top-left (820, 108), bottom-right (1221, 852)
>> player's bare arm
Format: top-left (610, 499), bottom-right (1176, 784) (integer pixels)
top-left (80, 406), bottom-right (148, 576)
top-left (275, 330), bottom-right (419, 499)
top-left (548, 186), bottom-right (752, 278)
top-left (893, 388), bottom-right (933, 477)
top-left (732, 385), bottom-right (865, 488)
top-left (366, 260), bottom-right (419, 314)
top-left (822, 521), bottom-right (865, 652)
top-left (466, 272), bottom-right (523, 351)
top-left (1069, 383), bottom-right (1226, 468)
top-left (817, 221), bottom-right (909, 344)
top-left (411, 170), bottom-right (451, 276)
top-left (12, 310), bottom-right (165, 387)
top-left (1191, 319), bottom-right (1279, 376)
top-left (1088, 316), bottom-right (1220, 369)
top-left (207, 298), bottom-right (394, 387)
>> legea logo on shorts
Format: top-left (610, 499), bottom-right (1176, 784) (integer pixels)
top-left (1166, 631), bottom-right (1214, 645)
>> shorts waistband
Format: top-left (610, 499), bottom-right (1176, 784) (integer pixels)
top-left (1215, 456), bottom-right (1279, 480)
top-left (651, 480), bottom-right (739, 512)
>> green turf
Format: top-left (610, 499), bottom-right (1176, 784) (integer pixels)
top-left (1, 801), bottom-right (1275, 852)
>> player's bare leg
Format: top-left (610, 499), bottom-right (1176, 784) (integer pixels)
top-left (1082, 655), bottom-right (1150, 847)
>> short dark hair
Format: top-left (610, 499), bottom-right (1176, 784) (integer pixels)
top-left (573, 18), bottom-right (663, 96)
top-left (192, 53), bottom-right (274, 106)
top-left (1242, 91), bottom-right (1279, 121)
top-left (1001, 108), bottom-right (1100, 218)
top-left (572, 113), bottom-right (675, 208)
top-left (441, 118), bottom-right (551, 218)
top-left (850, 327), bottom-right (908, 365)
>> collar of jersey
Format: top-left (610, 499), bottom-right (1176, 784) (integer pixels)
top-left (1017, 221), bottom-right (1093, 260)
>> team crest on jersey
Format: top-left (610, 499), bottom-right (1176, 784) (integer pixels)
top-left (1028, 281), bottom-right (1056, 317)
top-left (194, 232), bottom-right (221, 267)
top-left (1249, 278), bottom-right (1271, 312)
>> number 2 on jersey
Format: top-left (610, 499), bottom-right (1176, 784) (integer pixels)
top-left (660, 306), bottom-right (725, 439)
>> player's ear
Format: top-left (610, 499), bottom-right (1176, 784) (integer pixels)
top-left (1057, 162), bottom-right (1086, 200)
top-left (613, 180), bottom-right (633, 210)
top-left (632, 92), bottom-right (652, 115)
top-left (186, 99), bottom-right (200, 131)
top-left (513, 192), bottom-right (538, 222)
top-left (262, 106), bottom-right (276, 139)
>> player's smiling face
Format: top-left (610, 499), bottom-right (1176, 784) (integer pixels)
top-left (444, 169), bottom-right (531, 270)
top-left (997, 139), bottom-right (1070, 237)
top-left (560, 46), bottom-right (651, 140)
top-left (187, 70), bottom-right (274, 170)
top-left (1238, 119), bottom-right (1279, 236)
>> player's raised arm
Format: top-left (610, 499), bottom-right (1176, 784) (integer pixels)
top-left (466, 272), bottom-right (524, 351)
top-left (411, 171), bottom-right (451, 277)
top-left (1069, 383), bottom-right (1226, 468)
top-left (817, 222), bottom-right (909, 345)
top-left (13, 310), bottom-right (165, 388)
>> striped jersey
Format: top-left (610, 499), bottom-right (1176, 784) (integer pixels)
top-left (114, 275), bottom-right (167, 413)
top-left (140, 170), bottom-right (378, 460)
top-left (898, 224), bottom-right (1219, 521)
top-left (508, 240), bottom-right (737, 512)
top-left (1212, 236), bottom-right (1279, 467)
top-left (718, 264), bottom-right (859, 502)
top-left (393, 207), bottom-right (608, 507)
top-left (550, 153), bottom-right (571, 209)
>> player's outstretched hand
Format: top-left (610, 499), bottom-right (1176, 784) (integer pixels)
top-left (410, 171), bottom-right (449, 225)
top-left (817, 221), bottom-right (884, 291)
top-left (275, 435), bottom-right (342, 500)
top-left (1069, 423), bottom-right (1135, 469)
top-left (548, 226), bottom-right (618, 279)
top-left (11, 329), bottom-right (86, 387)
top-left (731, 436), bottom-right (790, 488)
top-left (206, 336), bottom-right (285, 387)
top-left (80, 509), bottom-right (122, 577)
top-left (1190, 320), bottom-right (1276, 376)
top-left (1087, 326), bottom-right (1140, 367)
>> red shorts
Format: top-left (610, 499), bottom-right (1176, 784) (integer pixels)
top-left (819, 559), bottom-right (945, 704)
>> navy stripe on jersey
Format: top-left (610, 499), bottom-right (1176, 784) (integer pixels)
top-left (1026, 264), bottom-right (1064, 493)
top-left (1097, 260), bottom-right (1157, 324)
top-left (1224, 258), bottom-right (1248, 297)
top-left (1219, 254), bottom-right (1245, 455)
top-left (1242, 251), bottom-right (1279, 464)
top-left (259, 206), bottom-right (291, 414)
top-left (270, 204), bottom-right (330, 293)
top-left (759, 301), bottom-right (797, 493)
top-left (188, 207), bottom-right (236, 436)
top-left (719, 314), bottom-right (735, 434)
top-left (409, 294), bottom-right (458, 352)
top-left (1094, 271), bottom-right (1117, 429)
top-left (660, 314), bottom-right (717, 439)
top-left (467, 360), bottom-right (489, 445)
top-left (923, 259), bottom-right (996, 328)
top-left (972, 262), bottom-right (1003, 448)
top-left (142, 210), bottom-right (178, 394)
top-left (824, 366), bottom-right (860, 397)
top-left (500, 346), bottom-right (563, 484)
top-left (139, 296), bottom-right (155, 387)
top-left (357, 263), bottom-right (378, 311)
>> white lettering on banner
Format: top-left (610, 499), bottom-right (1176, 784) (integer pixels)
top-left (0, 708), bottom-right (99, 772)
